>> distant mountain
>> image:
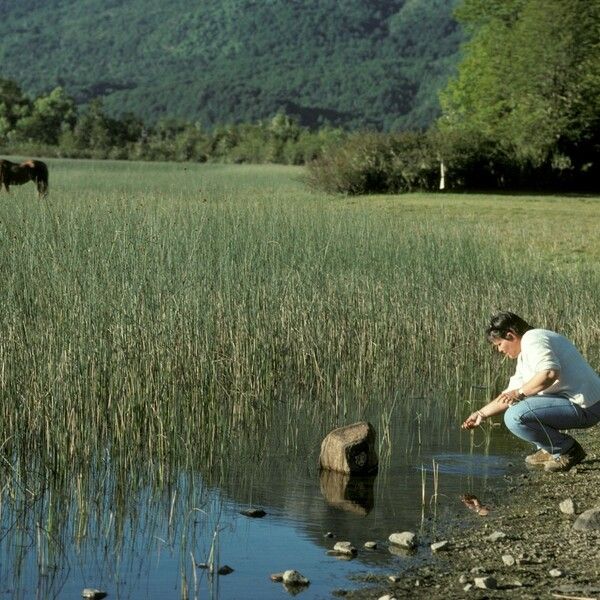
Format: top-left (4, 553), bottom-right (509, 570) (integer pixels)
top-left (0, 0), bottom-right (462, 130)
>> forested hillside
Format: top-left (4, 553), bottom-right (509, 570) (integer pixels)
top-left (0, 0), bottom-right (461, 130)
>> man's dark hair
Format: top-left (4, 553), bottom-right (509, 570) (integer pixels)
top-left (486, 311), bottom-right (534, 341)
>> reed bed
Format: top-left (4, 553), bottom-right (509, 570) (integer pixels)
top-left (0, 160), bottom-right (599, 481)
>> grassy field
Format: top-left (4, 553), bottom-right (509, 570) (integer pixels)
top-left (1, 159), bottom-right (599, 480)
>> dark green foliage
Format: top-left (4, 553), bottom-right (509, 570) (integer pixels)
top-left (0, 79), bottom-right (32, 141)
top-left (14, 87), bottom-right (77, 146)
top-left (306, 131), bottom-right (439, 194)
top-left (439, 0), bottom-right (600, 187)
top-left (0, 80), bottom-right (344, 164)
top-left (0, 0), bottom-right (462, 131)
top-left (433, 129), bottom-right (517, 190)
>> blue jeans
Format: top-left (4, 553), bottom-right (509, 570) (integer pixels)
top-left (504, 397), bottom-right (600, 456)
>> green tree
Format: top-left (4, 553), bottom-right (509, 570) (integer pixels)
top-left (440, 0), bottom-right (600, 170)
top-left (0, 79), bottom-right (31, 142)
top-left (267, 113), bottom-right (301, 162)
top-left (15, 87), bottom-right (77, 145)
top-left (72, 99), bottom-right (118, 155)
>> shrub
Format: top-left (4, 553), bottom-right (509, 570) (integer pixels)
top-left (306, 131), bottom-right (439, 195)
top-left (433, 129), bottom-right (520, 191)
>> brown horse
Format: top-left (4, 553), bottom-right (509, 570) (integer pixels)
top-left (0, 159), bottom-right (49, 197)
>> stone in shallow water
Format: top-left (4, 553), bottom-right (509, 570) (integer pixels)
top-left (81, 590), bottom-right (107, 599)
top-left (282, 570), bottom-right (310, 586)
top-left (333, 541), bottom-right (357, 556)
top-left (364, 541), bottom-right (377, 549)
top-left (319, 421), bottom-right (378, 475)
top-left (388, 531), bottom-right (416, 549)
top-left (217, 565), bottom-right (234, 575)
top-left (240, 508), bottom-right (266, 518)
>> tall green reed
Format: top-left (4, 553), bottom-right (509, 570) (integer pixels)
top-left (0, 160), bottom-right (598, 479)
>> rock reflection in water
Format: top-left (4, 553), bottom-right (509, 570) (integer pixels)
top-left (319, 470), bottom-right (375, 515)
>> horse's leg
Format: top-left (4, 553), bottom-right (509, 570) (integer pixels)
top-left (36, 178), bottom-right (48, 198)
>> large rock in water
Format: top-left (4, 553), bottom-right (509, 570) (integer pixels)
top-left (319, 422), bottom-right (378, 475)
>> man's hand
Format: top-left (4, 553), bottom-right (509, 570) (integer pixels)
top-left (461, 411), bottom-right (484, 429)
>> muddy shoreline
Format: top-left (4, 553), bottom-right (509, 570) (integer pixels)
top-left (339, 429), bottom-right (600, 599)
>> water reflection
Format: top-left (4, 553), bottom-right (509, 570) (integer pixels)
top-left (319, 471), bottom-right (375, 516)
top-left (0, 396), bottom-right (520, 599)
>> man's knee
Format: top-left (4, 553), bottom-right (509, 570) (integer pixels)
top-left (504, 404), bottom-right (526, 432)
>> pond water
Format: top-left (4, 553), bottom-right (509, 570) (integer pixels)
top-left (0, 395), bottom-right (522, 600)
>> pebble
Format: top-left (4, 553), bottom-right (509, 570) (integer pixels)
top-left (217, 565), bottom-right (234, 575)
top-left (502, 554), bottom-right (516, 566)
top-left (324, 531), bottom-right (335, 538)
top-left (81, 591), bottom-right (107, 600)
top-left (458, 575), bottom-right (468, 584)
top-left (333, 541), bottom-right (357, 556)
top-left (474, 576), bottom-right (497, 590)
top-left (388, 532), bottom-right (416, 549)
top-left (549, 569), bottom-right (563, 578)
top-left (463, 584), bottom-right (473, 592)
top-left (270, 573), bottom-right (284, 582)
top-left (239, 508), bottom-right (266, 518)
top-left (431, 540), bottom-right (449, 553)
top-left (364, 541), bottom-right (377, 549)
top-left (282, 570), bottom-right (310, 586)
top-left (388, 575), bottom-right (401, 583)
top-left (378, 595), bottom-right (397, 600)
top-left (488, 531), bottom-right (507, 542)
top-left (559, 499), bottom-right (576, 515)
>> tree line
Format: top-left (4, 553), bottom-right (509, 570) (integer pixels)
top-left (2, 0), bottom-right (598, 193)
top-left (309, 0), bottom-right (600, 193)
top-left (0, 78), bottom-right (344, 164)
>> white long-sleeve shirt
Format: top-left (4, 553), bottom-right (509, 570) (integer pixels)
top-left (505, 329), bottom-right (600, 408)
